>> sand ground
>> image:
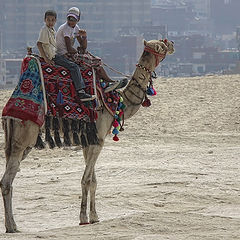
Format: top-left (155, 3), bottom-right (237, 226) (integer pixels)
top-left (0, 74), bottom-right (240, 239)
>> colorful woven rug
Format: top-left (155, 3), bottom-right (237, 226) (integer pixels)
top-left (73, 53), bottom-right (120, 116)
top-left (41, 59), bottom-right (96, 121)
top-left (2, 53), bottom-right (122, 147)
top-left (2, 57), bottom-right (45, 126)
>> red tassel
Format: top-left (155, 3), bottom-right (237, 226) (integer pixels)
top-left (113, 120), bottom-right (119, 128)
top-left (113, 134), bottom-right (119, 141)
top-left (142, 97), bottom-right (151, 107)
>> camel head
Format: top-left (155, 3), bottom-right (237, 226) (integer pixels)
top-left (138, 39), bottom-right (175, 71)
top-left (161, 39), bottom-right (175, 55)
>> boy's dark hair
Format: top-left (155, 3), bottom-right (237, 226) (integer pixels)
top-left (44, 10), bottom-right (57, 19)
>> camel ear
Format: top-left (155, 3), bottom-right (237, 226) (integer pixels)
top-left (155, 44), bottom-right (161, 53)
top-left (143, 40), bottom-right (147, 46)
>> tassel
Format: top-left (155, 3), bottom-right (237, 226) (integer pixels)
top-left (113, 120), bottom-right (119, 128)
top-left (57, 90), bottom-right (64, 104)
top-left (53, 117), bottom-right (62, 147)
top-left (34, 134), bottom-right (46, 149)
top-left (86, 122), bottom-right (99, 145)
top-left (79, 119), bottom-right (85, 133)
top-left (54, 130), bottom-right (62, 148)
top-left (73, 132), bottom-right (81, 145)
top-left (45, 116), bottom-right (55, 149)
top-left (45, 128), bottom-right (55, 149)
top-left (142, 96), bottom-right (151, 107)
top-left (80, 133), bottom-right (88, 148)
top-left (113, 134), bottom-right (119, 141)
top-left (71, 120), bottom-right (80, 145)
top-left (62, 119), bottom-right (71, 146)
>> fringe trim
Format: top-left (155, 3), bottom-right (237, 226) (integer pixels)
top-left (38, 116), bottom-right (99, 149)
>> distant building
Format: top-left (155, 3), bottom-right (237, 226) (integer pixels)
top-left (210, 0), bottom-right (240, 35)
top-left (0, 0), bottom-right (151, 53)
top-left (0, 59), bottom-right (22, 86)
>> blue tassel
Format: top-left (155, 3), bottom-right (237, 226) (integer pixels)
top-left (147, 87), bottom-right (154, 96)
top-left (112, 128), bottom-right (119, 135)
top-left (101, 82), bottom-right (106, 88)
top-left (57, 91), bottom-right (64, 104)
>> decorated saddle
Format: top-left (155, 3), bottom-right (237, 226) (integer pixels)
top-left (2, 52), bottom-right (125, 148)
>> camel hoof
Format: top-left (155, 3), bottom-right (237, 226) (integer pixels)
top-left (79, 222), bottom-right (90, 225)
top-left (90, 220), bottom-right (99, 224)
top-left (6, 229), bottom-right (20, 233)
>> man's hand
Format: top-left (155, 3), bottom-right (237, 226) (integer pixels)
top-left (44, 57), bottom-right (54, 65)
top-left (79, 29), bottom-right (87, 37)
top-left (68, 48), bottom-right (78, 54)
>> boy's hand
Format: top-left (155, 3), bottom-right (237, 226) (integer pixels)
top-left (79, 29), bottom-right (87, 37)
top-left (44, 57), bottom-right (54, 65)
top-left (68, 48), bottom-right (78, 54)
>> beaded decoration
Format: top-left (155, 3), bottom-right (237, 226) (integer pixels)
top-left (112, 96), bottom-right (126, 141)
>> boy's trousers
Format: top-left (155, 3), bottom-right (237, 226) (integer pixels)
top-left (53, 54), bottom-right (85, 90)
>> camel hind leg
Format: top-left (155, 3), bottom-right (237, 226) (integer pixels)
top-left (0, 119), bottom-right (39, 233)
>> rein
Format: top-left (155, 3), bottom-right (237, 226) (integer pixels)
top-left (144, 46), bottom-right (167, 67)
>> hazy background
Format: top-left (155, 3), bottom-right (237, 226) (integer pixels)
top-left (0, 0), bottom-right (240, 85)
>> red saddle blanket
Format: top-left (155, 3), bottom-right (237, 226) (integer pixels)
top-left (3, 54), bottom-right (120, 126)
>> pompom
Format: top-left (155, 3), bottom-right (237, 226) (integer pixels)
top-left (147, 87), bottom-right (155, 96)
top-left (113, 120), bottom-right (119, 128)
top-left (113, 134), bottom-right (119, 141)
top-left (112, 128), bottom-right (119, 135)
top-left (142, 97), bottom-right (151, 107)
top-left (101, 82), bottom-right (106, 88)
top-left (152, 87), bottom-right (157, 96)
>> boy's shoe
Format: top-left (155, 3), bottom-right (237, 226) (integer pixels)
top-left (104, 78), bottom-right (129, 93)
top-left (115, 78), bottom-right (128, 90)
top-left (104, 81), bottom-right (120, 93)
top-left (77, 89), bottom-right (96, 102)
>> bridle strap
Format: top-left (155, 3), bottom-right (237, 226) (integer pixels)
top-left (144, 46), bottom-right (167, 67)
top-left (144, 46), bottom-right (166, 58)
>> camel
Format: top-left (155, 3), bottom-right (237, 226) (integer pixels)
top-left (0, 39), bottom-right (174, 233)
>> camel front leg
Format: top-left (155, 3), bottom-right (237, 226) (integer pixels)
top-left (0, 119), bottom-right (39, 233)
top-left (80, 143), bottom-right (103, 224)
top-left (0, 149), bottom-right (24, 233)
top-left (89, 170), bottom-right (98, 223)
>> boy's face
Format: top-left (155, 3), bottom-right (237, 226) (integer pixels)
top-left (45, 16), bottom-right (56, 28)
top-left (67, 17), bottom-right (78, 28)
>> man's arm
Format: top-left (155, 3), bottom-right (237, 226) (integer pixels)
top-left (77, 29), bottom-right (87, 53)
top-left (64, 36), bottom-right (78, 54)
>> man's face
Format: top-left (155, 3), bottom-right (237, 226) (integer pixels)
top-left (45, 15), bottom-right (56, 28)
top-left (67, 16), bottom-right (78, 28)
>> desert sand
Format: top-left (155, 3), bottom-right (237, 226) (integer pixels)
top-left (0, 74), bottom-right (240, 239)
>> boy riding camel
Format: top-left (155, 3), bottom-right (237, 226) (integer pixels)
top-left (37, 8), bottom-right (127, 101)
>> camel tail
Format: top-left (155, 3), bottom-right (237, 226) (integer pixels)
top-left (2, 118), bottom-right (13, 162)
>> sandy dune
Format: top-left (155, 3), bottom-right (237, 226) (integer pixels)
top-left (0, 74), bottom-right (240, 239)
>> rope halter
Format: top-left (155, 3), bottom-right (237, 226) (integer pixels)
top-left (144, 45), bottom-right (167, 67)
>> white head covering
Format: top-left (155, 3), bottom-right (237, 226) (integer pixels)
top-left (67, 7), bottom-right (80, 21)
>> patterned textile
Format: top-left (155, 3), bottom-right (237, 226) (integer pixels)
top-left (2, 53), bottom-right (121, 129)
top-left (2, 57), bottom-right (45, 126)
top-left (41, 59), bottom-right (96, 121)
top-left (74, 53), bottom-right (120, 116)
